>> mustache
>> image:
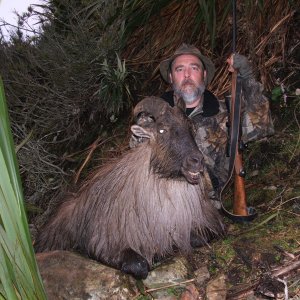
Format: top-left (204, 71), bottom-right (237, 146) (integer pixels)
top-left (181, 79), bottom-right (196, 86)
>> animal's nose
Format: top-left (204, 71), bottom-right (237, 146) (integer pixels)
top-left (186, 156), bottom-right (203, 172)
top-left (187, 156), bottom-right (200, 164)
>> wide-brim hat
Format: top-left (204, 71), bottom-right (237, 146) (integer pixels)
top-left (159, 43), bottom-right (215, 85)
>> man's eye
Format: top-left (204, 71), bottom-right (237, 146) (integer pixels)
top-left (176, 67), bottom-right (183, 72)
top-left (192, 66), bottom-right (199, 71)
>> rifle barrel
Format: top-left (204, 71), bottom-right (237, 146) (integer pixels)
top-left (232, 0), bottom-right (237, 53)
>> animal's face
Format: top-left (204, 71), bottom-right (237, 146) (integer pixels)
top-left (131, 104), bottom-right (203, 184)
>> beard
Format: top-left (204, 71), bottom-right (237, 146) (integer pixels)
top-left (173, 79), bottom-right (205, 105)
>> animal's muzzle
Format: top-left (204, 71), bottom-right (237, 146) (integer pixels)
top-left (181, 155), bottom-right (204, 184)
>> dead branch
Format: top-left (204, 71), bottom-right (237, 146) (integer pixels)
top-left (73, 137), bottom-right (101, 184)
top-left (227, 254), bottom-right (300, 299)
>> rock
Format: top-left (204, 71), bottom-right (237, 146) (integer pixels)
top-left (36, 251), bottom-right (208, 299)
top-left (194, 265), bottom-right (210, 286)
top-left (206, 273), bottom-right (227, 300)
top-left (36, 250), bottom-right (137, 300)
top-left (143, 255), bottom-right (190, 299)
top-left (180, 284), bottom-right (201, 300)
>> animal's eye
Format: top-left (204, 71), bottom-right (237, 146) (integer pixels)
top-left (159, 129), bottom-right (165, 134)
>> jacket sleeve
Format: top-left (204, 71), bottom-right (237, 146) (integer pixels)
top-left (241, 78), bottom-right (274, 142)
top-left (193, 109), bottom-right (229, 191)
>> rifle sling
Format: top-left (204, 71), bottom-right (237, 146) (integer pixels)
top-left (220, 75), bottom-right (257, 222)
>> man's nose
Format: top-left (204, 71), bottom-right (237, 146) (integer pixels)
top-left (184, 68), bottom-right (191, 78)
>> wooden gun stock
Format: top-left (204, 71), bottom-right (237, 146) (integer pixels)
top-left (233, 152), bottom-right (248, 215)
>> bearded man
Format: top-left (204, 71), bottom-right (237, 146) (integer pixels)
top-left (132, 43), bottom-right (274, 206)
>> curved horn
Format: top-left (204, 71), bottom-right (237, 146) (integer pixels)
top-left (133, 96), bottom-right (171, 121)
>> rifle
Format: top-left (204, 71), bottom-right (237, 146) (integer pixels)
top-left (220, 0), bottom-right (257, 222)
top-left (230, 71), bottom-right (247, 216)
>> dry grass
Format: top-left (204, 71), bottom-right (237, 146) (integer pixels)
top-left (122, 0), bottom-right (298, 98)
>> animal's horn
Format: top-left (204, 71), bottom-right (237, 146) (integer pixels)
top-left (133, 96), bottom-right (170, 122)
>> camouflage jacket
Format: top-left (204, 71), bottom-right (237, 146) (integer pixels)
top-left (161, 78), bottom-right (274, 196)
top-left (131, 78), bottom-right (274, 199)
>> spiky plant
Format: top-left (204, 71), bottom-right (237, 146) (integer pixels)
top-left (96, 53), bottom-right (135, 118)
top-left (0, 77), bottom-right (46, 300)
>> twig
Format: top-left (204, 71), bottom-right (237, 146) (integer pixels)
top-left (63, 135), bottom-right (121, 159)
top-left (73, 137), bottom-right (101, 184)
top-left (289, 99), bottom-right (300, 163)
top-left (272, 256), bottom-right (300, 277)
top-left (227, 283), bottom-right (258, 300)
top-left (145, 278), bottom-right (195, 293)
top-left (267, 186), bottom-right (287, 208)
top-left (272, 196), bottom-right (300, 211)
top-left (133, 278), bottom-right (195, 299)
top-left (15, 130), bottom-right (33, 153)
top-left (228, 255), bottom-right (300, 299)
top-left (231, 212), bottom-right (279, 236)
top-left (255, 11), bottom-right (295, 55)
top-left (277, 278), bottom-right (288, 300)
top-left (273, 245), bottom-right (296, 259)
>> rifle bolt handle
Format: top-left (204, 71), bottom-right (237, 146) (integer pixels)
top-left (239, 169), bottom-right (246, 177)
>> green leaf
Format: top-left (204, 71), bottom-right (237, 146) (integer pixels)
top-left (0, 77), bottom-right (47, 299)
top-left (271, 86), bottom-right (283, 102)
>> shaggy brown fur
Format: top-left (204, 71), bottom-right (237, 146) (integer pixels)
top-left (34, 97), bottom-right (224, 275)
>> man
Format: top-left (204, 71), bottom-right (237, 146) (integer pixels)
top-left (133, 43), bottom-right (274, 205)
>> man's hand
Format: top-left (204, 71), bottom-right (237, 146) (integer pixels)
top-left (227, 54), bottom-right (253, 79)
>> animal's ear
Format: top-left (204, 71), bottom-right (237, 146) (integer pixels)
top-left (176, 97), bottom-right (186, 112)
top-left (131, 125), bottom-right (154, 139)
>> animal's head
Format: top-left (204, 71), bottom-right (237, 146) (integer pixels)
top-left (132, 96), bottom-right (203, 184)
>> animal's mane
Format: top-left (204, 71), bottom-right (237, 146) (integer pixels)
top-left (35, 139), bottom-right (224, 269)
top-left (71, 143), bottom-right (222, 264)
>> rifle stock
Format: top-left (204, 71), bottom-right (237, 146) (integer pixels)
top-left (233, 152), bottom-right (248, 215)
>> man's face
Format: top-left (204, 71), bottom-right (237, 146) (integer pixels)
top-left (169, 54), bottom-right (206, 106)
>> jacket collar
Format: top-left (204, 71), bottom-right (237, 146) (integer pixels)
top-left (160, 90), bottom-right (219, 117)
